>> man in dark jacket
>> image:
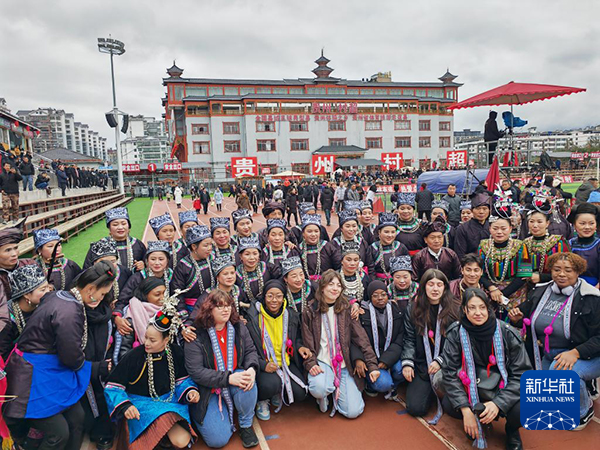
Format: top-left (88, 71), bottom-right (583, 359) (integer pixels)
top-left (575, 178), bottom-right (598, 204)
top-left (415, 183), bottom-right (434, 221)
top-left (0, 163), bottom-right (22, 224)
top-left (18, 156), bottom-right (34, 192)
top-left (302, 182), bottom-right (313, 203)
top-left (200, 186), bottom-right (210, 214)
top-left (442, 184), bottom-right (461, 227)
top-left (0, 227), bottom-right (37, 334)
top-left (311, 181), bottom-right (320, 210)
top-left (484, 111), bottom-right (505, 165)
top-left (320, 182), bottom-right (335, 226)
top-left (56, 164), bottom-right (69, 196)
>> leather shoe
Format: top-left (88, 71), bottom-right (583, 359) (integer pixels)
top-left (505, 427), bottom-right (523, 450)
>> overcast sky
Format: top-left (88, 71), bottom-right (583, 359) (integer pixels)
top-left (2, 0), bottom-right (598, 148)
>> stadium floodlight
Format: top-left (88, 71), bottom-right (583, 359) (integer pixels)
top-left (98, 36), bottom-right (126, 194)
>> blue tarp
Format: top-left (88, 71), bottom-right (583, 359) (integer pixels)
top-left (417, 169), bottom-right (490, 195)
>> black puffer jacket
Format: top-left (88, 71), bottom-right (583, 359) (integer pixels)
top-left (441, 320), bottom-right (531, 414)
top-left (415, 188), bottom-right (434, 212)
top-left (320, 187), bottom-right (334, 211)
top-left (184, 322), bottom-right (259, 426)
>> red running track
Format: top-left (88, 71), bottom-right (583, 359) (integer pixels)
top-left (136, 196), bottom-right (600, 450)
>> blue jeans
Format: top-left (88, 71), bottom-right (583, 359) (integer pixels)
top-left (22, 175), bottom-right (33, 191)
top-left (367, 360), bottom-right (405, 393)
top-left (324, 209), bottom-right (331, 225)
top-left (308, 360), bottom-right (364, 419)
top-left (36, 182), bottom-right (48, 190)
top-left (195, 375), bottom-right (257, 448)
top-left (542, 349), bottom-right (600, 419)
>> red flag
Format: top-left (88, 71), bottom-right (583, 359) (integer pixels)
top-left (486, 156), bottom-right (500, 191)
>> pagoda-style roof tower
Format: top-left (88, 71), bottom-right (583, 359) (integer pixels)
top-left (439, 68), bottom-right (458, 85)
top-left (312, 50), bottom-right (334, 80)
top-left (166, 61), bottom-right (184, 78)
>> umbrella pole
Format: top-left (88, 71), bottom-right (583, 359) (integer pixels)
top-left (510, 104), bottom-right (515, 164)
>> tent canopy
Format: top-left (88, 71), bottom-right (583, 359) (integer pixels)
top-left (336, 158), bottom-right (382, 167)
top-left (449, 81), bottom-right (585, 110)
top-left (417, 169), bottom-right (490, 194)
top-left (271, 170), bottom-right (305, 178)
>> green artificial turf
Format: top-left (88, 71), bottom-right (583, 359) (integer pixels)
top-left (560, 182), bottom-right (581, 195)
top-left (60, 198), bottom-right (153, 267)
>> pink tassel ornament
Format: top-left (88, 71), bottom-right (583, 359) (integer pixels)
top-left (544, 325), bottom-right (553, 353)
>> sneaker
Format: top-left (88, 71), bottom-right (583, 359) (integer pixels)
top-left (573, 406), bottom-right (595, 431)
top-left (364, 388), bottom-right (378, 398)
top-left (239, 427), bottom-right (259, 448)
top-left (255, 400), bottom-right (270, 421)
top-left (385, 389), bottom-right (401, 403)
top-left (316, 395), bottom-right (329, 413)
top-left (271, 394), bottom-right (282, 410)
top-left (588, 378), bottom-right (599, 401)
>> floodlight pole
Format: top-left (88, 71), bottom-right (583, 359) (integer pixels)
top-left (98, 37), bottom-right (126, 194)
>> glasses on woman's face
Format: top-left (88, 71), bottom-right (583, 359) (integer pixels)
top-left (215, 304), bottom-right (233, 311)
top-left (371, 292), bottom-right (388, 300)
top-left (266, 293), bottom-right (284, 301)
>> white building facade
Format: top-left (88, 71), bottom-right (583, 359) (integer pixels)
top-left (16, 108), bottom-right (106, 158)
top-left (162, 55), bottom-right (461, 181)
top-left (121, 115), bottom-right (170, 166)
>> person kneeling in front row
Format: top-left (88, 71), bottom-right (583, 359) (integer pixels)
top-left (443, 288), bottom-right (530, 450)
top-left (184, 290), bottom-right (260, 448)
top-left (302, 270), bottom-right (380, 419)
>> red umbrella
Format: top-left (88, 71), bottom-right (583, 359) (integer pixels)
top-left (448, 81), bottom-right (585, 110)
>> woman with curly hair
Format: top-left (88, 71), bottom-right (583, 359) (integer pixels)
top-left (509, 252), bottom-right (600, 430)
top-left (184, 290), bottom-right (260, 448)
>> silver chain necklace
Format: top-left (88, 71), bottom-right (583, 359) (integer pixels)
top-left (340, 270), bottom-right (364, 302)
top-left (69, 288), bottom-right (88, 350)
top-left (242, 263), bottom-right (264, 302)
top-left (146, 345), bottom-right (176, 402)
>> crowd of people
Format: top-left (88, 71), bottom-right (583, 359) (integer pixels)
top-left (49, 160), bottom-right (110, 196)
top-left (0, 149), bottom-right (111, 225)
top-left (0, 172), bottom-right (598, 450)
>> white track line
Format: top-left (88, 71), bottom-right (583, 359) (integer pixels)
top-left (395, 397), bottom-right (458, 450)
top-left (163, 199), bottom-right (183, 239)
top-left (252, 418), bottom-right (271, 450)
top-left (223, 198), bottom-right (267, 227)
top-left (142, 200), bottom-right (159, 243)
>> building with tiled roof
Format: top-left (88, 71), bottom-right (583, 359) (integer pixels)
top-left (162, 53), bottom-right (461, 181)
